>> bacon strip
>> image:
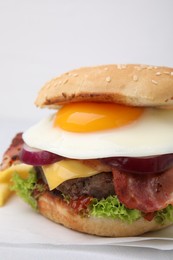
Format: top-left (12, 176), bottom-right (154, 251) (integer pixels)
top-left (0, 133), bottom-right (24, 171)
top-left (112, 167), bottom-right (173, 213)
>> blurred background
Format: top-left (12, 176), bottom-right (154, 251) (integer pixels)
top-left (0, 0), bottom-right (173, 156)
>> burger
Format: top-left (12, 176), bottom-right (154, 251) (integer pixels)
top-left (1, 64), bottom-right (173, 237)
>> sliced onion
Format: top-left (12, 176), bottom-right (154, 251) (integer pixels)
top-left (20, 144), bottom-right (63, 166)
top-left (102, 154), bottom-right (173, 174)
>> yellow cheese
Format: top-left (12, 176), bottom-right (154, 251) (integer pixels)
top-left (0, 163), bottom-right (33, 206)
top-left (42, 159), bottom-right (100, 190)
top-left (0, 183), bottom-right (13, 206)
top-left (0, 164), bottom-right (33, 183)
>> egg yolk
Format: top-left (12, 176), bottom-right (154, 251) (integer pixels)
top-left (53, 102), bottom-right (144, 132)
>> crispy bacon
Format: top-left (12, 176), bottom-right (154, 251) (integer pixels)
top-left (0, 133), bottom-right (24, 171)
top-left (112, 167), bottom-right (173, 213)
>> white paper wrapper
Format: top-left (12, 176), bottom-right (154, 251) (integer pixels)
top-left (0, 196), bottom-right (173, 250)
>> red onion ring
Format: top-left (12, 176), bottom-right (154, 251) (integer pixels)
top-left (102, 154), bottom-right (173, 174)
top-left (20, 144), bottom-right (63, 166)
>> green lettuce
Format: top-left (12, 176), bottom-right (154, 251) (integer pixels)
top-left (155, 204), bottom-right (173, 225)
top-left (90, 196), bottom-right (173, 225)
top-left (11, 168), bottom-right (46, 210)
top-left (90, 195), bottom-right (141, 223)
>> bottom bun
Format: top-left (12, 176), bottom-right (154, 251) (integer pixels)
top-left (37, 192), bottom-right (172, 237)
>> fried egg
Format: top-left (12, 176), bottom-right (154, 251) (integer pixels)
top-left (23, 102), bottom-right (173, 159)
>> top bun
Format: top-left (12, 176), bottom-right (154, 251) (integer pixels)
top-left (35, 64), bottom-right (173, 108)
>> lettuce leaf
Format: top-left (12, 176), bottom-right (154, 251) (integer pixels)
top-left (11, 168), bottom-right (45, 210)
top-left (90, 195), bottom-right (141, 223)
top-left (155, 204), bottom-right (173, 225)
top-left (90, 195), bottom-right (173, 225)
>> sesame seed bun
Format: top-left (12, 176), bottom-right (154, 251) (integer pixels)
top-left (35, 64), bottom-right (173, 109)
top-left (38, 192), bottom-right (172, 237)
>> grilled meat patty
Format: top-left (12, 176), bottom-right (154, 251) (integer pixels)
top-left (56, 172), bottom-right (115, 199)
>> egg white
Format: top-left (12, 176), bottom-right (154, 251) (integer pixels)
top-left (23, 108), bottom-right (173, 159)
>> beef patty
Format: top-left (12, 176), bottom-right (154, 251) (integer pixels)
top-left (56, 172), bottom-right (115, 199)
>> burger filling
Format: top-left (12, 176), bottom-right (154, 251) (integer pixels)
top-left (2, 133), bottom-right (173, 225)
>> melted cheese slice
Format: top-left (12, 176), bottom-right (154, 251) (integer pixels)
top-left (42, 159), bottom-right (100, 190)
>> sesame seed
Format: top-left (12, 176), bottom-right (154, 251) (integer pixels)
top-left (117, 64), bottom-right (122, 69)
top-left (117, 64), bottom-right (126, 69)
top-left (163, 71), bottom-right (169, 75)
top-left (156, 72), bottom-right (161, 76)
top-left (47, 84), bottom-right (52, 89)
top-left (140, 65), bottom-right (147, 69)
top-left (171, 72), bottom-right (173, 76)
top-left (147, 66), bottom-right (153, 70)
top-left (151, 80), bottom-right (158, 85)
top-left (73, 73), bottom-right (78, 77)
top-left (134, 66), bottom-right (141, 71)
top-left (63, 79), bottom-right (68, 84)
top-left (133, 75), bottom-right (138, 81)
top-left (135, 65), bottom-right (147, 71)
top-left (104, 67), bottom-right (108, 71)
top-left (106, 76), bottom-right (111, 82)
